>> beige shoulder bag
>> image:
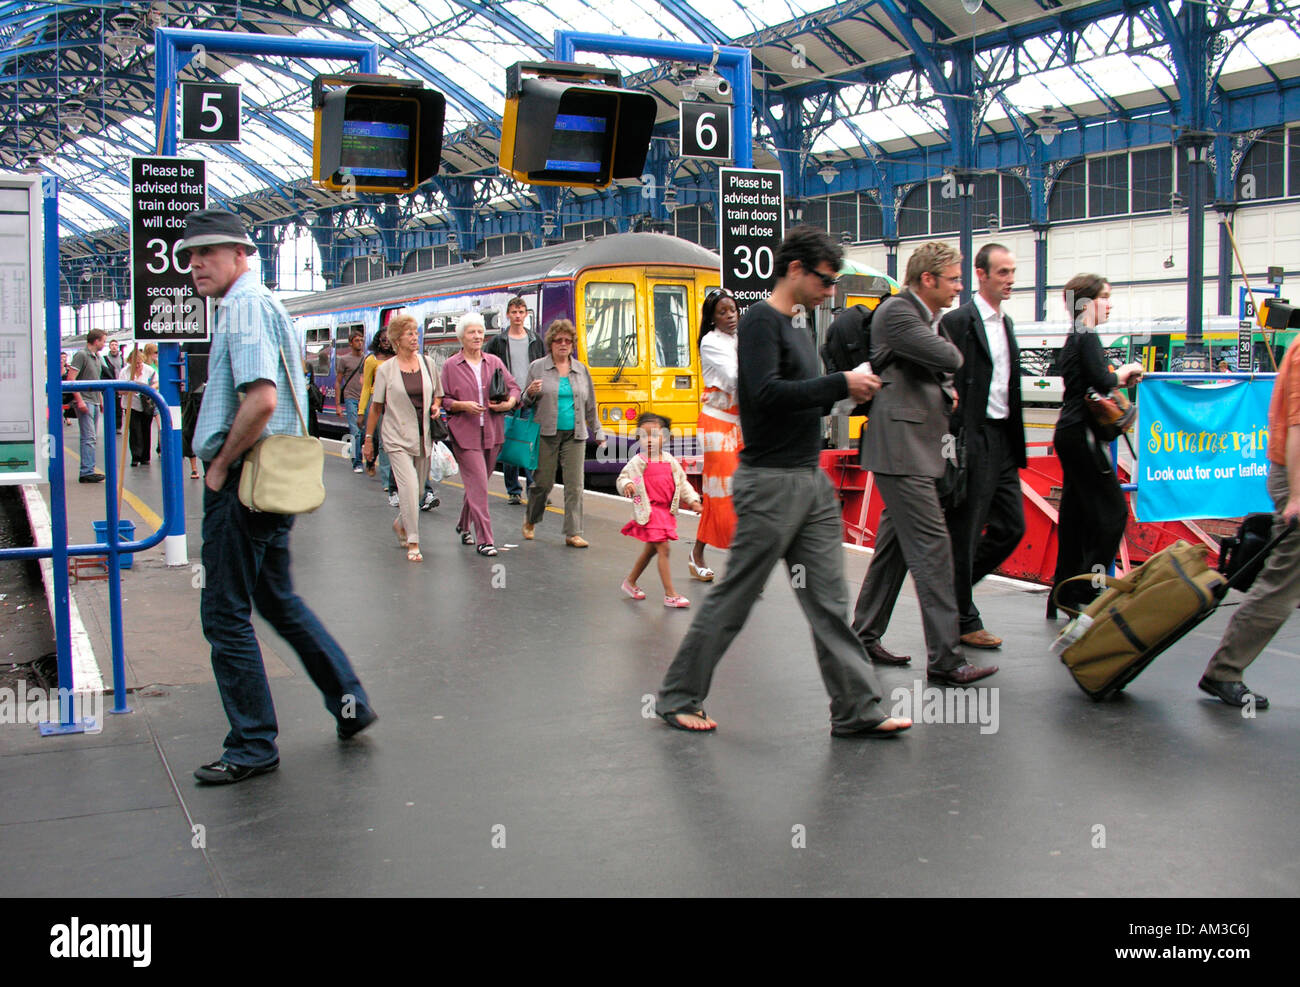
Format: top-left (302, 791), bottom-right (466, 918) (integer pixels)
top-left (237, 345), bottom-right (326, 514)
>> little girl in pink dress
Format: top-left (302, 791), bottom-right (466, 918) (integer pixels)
top-left (617, 413), bottom-right (703, 607)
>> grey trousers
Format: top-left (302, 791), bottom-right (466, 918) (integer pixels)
top-left (1205, 466), bottom-right (1300, 682)
top-left (657, 465), bottom-right (887, 731)
top-left (389, 448), bottom-right (430, 546)
top-left (853, 472), bottom-right (965, 673)
top-left (526, 429), bottom-right (585, 536)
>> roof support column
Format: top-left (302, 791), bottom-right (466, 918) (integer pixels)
top-left (1179, 130), bottom-right (1213, 351)
top-left (1031, 223), bottom-right (1049, 322)
top-left (1215, 203), bottom-right (1236, 318)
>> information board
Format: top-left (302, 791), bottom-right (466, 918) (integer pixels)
top-left (130, 156), bottom-right (209, 342)
top-left (0, 177), bottom-right (46, 485)
top-left (1238, 320), bottom-right (1253, 371)
top-left (719, 167), bottom-right (784, 314)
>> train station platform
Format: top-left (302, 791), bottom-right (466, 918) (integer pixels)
top-left (2, 430), bottom-right (1298, 898)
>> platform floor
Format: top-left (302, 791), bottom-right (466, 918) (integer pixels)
top-left (1, 424), bottom-right (1297, 897)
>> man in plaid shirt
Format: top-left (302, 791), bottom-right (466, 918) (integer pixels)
top-left (185, 209), bottom-right (377, 785)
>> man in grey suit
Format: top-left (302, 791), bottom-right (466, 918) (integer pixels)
top-left (853, 242), bottom-right (998, 686)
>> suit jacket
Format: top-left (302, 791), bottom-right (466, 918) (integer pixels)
top-left (371, 354), bottom-right (443, 458)
top-left (941, 300), bottom-right (1027, 469)
top-left (441, 351), bottom-right (519, 450)
top-left (860, 290), bottom-right (963, 479)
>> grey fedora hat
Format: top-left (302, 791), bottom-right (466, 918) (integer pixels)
top-left (176, 208), bottom-right (258, 254)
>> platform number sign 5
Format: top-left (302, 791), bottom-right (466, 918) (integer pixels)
top-left (720, 167), bottom-right (784, 314)
top-left (680, 101), bottom-right (732, 161)
top-left (181, 83), bottom-right (241, 144)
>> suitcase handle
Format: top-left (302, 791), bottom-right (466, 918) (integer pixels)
top-left (1223, 517), bottom-right (1298, 592)
top-left (1050, 572), bottom-right (1138, 619)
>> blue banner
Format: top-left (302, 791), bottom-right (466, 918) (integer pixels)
top-left (1135, 378), bottom-right (1273, 522)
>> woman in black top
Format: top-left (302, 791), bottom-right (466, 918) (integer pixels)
top-left (1048, 274), bottom-right (1144, 617)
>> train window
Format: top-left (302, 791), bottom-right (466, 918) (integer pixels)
top-left (584, 283), bottom-right (638, 368)
top-left (651, 285), bottom-right (691, 369)
top-left (337, 322), bottom-right (363, 342)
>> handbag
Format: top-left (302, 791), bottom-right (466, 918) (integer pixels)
top-left (488, 365), bottom-right (509, 404)
top-left (237, 345), bottom-right (326, 514)
top-left (421, 356), bottom-right (451, 443)
top-left (937, 424), bottom-right (968, 512)
top-left (1085, 386), bottom-right (1137, 441)
top-left (497, 408), bottom-right (541, 471)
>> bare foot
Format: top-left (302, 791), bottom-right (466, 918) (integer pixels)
top-left (664, 710), bottom-right (717, 732)
top-left (874, 717), bottom-right (912, 732)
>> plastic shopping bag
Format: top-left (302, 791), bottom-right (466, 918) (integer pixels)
top-left (429, 441), bottom-right (459, 482)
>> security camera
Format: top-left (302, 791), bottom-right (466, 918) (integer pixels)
top-left (686, 71), bottom-right (730, 99)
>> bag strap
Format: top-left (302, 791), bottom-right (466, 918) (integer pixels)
top-left (276, 344), bottom-right (310, 438)
top-left (1050, 572), bottom-right (1138, 618)
top-left (339, 361), bottom-right (362, 395)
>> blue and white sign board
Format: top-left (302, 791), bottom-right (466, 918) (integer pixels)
top-left (1135, 377), bottom-right (1273, 522)
top-left (0, 175), bottom-right (46, 485)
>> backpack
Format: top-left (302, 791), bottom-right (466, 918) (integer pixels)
top-left (820, 303), bottom-right (883, 416)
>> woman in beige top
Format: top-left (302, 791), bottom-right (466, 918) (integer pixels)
top-left (362, 314), bottom-right (444, 562)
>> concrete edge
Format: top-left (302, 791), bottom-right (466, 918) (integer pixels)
top-left (19, 484), bottom-right (104, 696)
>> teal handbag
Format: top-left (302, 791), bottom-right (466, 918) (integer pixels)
top-left (498, 408), bottom-right (541, 471)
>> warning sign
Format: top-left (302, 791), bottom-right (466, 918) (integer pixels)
top-left (130, 156), bottom-right (208, 342)
top-left (719, 167), bottom-right (784, 314)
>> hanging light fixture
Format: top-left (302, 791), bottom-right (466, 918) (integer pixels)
top-left (63, 99), bottom-right (89, 135)
top-left (817, 163), bottom-right (837, 185)
top-left (961, 0), bottom-right (984, 13)
top-left (1037, 110), bottom-right (1061, 146)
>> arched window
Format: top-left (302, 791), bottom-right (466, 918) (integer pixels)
top-left (898, 184), bottom-right (928, 237)
top-left (1239, 128), bottom-right (1285, 202)
top-left (1049, 159), bottom-right (1087, 221)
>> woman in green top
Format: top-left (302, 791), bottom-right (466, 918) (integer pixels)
top-left (520, 319), bottom-right (605, 547)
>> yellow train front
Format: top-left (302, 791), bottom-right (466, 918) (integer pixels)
top-left (284, 232), bottom-right (722, 481)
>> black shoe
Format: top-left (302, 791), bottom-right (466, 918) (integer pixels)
top-left (193, 758), bottom-right (279, 784)
top-left (78, 473), bottom-right (105, 483)
top-left (1198, 676), bottom-right (1269, 709)
top-left (337, 707), bottom-right (379, 739)
top-left (420, 491), bottom-right (438, 511)
top-left (865, 641), bottom-right (911, 666)
top-left (507, 493), bottom-right (522, 505)
top-left (928, 663), bottom-right (999, 686)
top-left (130, 460), bottom-right (140, 467)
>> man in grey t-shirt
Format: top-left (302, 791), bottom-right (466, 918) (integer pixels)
top-left (68, 329), bottom-right (108, 481)
top-left (484, 296), bottom-right (544, 504)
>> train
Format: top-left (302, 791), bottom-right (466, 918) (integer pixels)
top-left (282, 232), bottom-right (726, 472)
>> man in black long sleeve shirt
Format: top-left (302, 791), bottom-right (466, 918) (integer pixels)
top-left (657, 226), bottom-right (912, 739)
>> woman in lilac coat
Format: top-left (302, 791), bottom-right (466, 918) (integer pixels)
top-left (441, 311), bottom-right (521, 556)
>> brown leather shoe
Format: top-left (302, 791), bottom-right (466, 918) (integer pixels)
top-left (960, 629), bottom-right (1003, 650)
top-left (565, 535), bottom-right (589, 548)
top-left (865, 642), bottom-right (911, 666)
top-left (928, 663), bottom-right (998, 686)
top-left (522, 522), bottom-right (535, 540)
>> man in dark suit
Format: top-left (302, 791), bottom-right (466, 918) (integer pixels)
top-left (853, 242), bottom-right (998, 686)
top-left (941, 243), bottom-right (1027, 650)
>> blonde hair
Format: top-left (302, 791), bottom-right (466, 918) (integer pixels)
top-left (904, 241), bottom-right (961, 288)
top-left (388, 313), bottom-right (418, 344)
top-left (455, 310), bottom-right (486, 341)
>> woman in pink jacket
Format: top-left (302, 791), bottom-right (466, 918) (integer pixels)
top-left (441, 311), bottom-right (520, 556)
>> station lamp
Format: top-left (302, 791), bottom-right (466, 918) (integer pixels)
top-left (500, 61), bottom-right (656, 189)
top-left (312, 73), bottom-right (446, 195)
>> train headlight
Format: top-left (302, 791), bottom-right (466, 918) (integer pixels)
top-left (609, 407), bottom-right (622, 421)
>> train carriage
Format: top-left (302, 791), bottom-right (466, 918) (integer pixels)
top-left (283, 233), bottom-right (723, 473)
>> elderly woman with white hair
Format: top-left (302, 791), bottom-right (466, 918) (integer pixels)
top-left (441, 311), bottom-right (521, 556)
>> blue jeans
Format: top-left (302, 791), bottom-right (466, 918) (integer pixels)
top-left (502, 463), bottom-right (532, 497)
top-left (344, 397), bottom-right (363, 467)
top-left (200, 467), bottom-right (372, 766)
top-left (76, 404), bottom-right (100, 476)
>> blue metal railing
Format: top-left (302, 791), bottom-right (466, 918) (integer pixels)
top-left (0, 379), bottom-right (178, 727)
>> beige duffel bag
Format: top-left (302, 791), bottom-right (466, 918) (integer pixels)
top-left (237, 345), bottom-right (326, 514)
top-left (1052, 540), bottom-right (1226, 700)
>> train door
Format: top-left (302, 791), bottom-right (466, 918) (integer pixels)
top-left (647, 279), bottom-right (699, 441)
top-left (577, 272), bottom-right (646, 439)
top-left (330, 319), bottom-right (365, 420)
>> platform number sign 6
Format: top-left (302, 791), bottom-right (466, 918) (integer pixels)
top-left (181, 83), bottom-right (242, 144)
top-left (680, 101), bottom-right (732, 161)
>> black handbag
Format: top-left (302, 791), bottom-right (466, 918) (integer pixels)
top-left (937, 425), bottom-right (968, 512)
top-left (488, 365), bottom-right (508, 404)
top-left (421, 356), bottom-right (451, 443)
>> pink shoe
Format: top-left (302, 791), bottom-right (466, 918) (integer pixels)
top-left (664, 595), bottom-right (691, 608)
top-left (621, 579), bottom-right (646, 600)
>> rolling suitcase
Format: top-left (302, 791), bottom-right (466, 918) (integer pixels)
top-left (1050, 519), bottom-right (1296, 700)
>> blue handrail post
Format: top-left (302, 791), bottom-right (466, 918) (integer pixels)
top-left (99, 394), bottom-right (131, 715)
top-left (36, 178), bottom-right (93, 735)
top-left (551, 31), bottom-right (754, 169)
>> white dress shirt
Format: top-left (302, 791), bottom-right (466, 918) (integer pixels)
top-left (974, 293), bottom-right (1010, 420)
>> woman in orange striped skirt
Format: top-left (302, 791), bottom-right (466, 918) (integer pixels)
top-left (690, 288), bottom-right (742, 582)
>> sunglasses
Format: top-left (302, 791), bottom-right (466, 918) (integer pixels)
top-left (811, 269), bottom-right (840, 288)
top-left (705, 287), bottom-right (735, 301)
